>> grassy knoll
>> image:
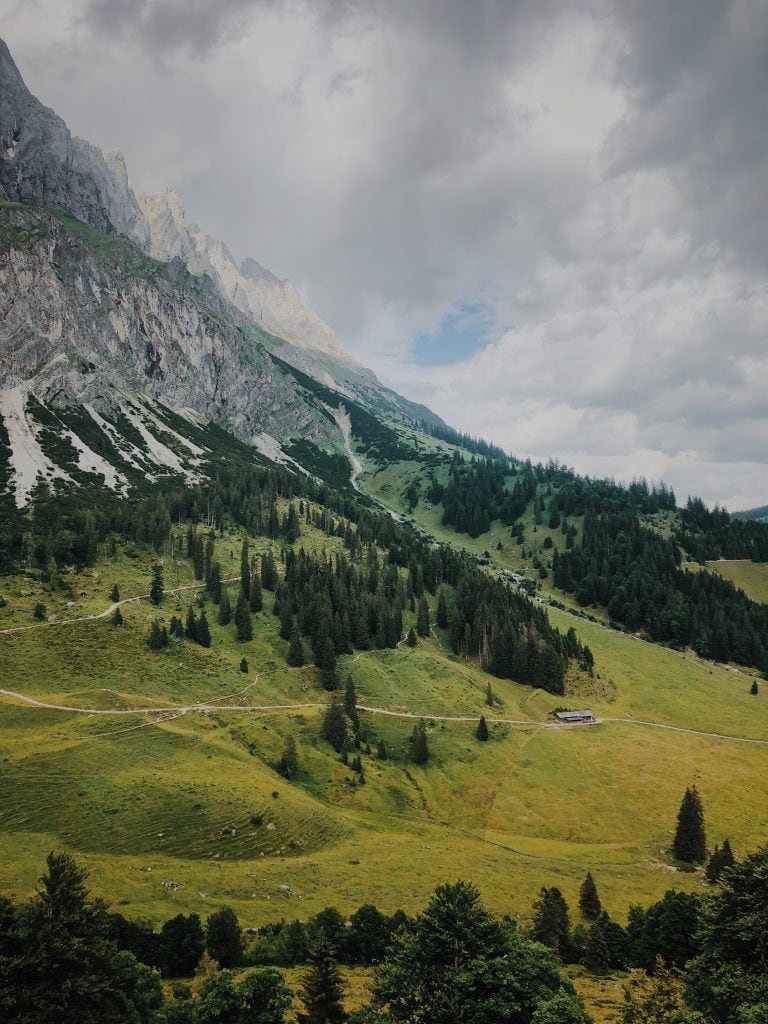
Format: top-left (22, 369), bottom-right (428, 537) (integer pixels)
top-left (705, 559), bottom-right (768, 605)
top-left (1, 517), bottom-right (767, 933)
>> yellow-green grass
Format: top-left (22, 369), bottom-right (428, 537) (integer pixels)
top-left (706, 559), bottom-right (768, 605)
top-left (2, 528), bottom-right (767, 931)
top-left (568, 969), bottom-right (627, 1024)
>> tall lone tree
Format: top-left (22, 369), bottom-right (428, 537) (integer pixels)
top-left (149, 563), bottom-right (164, 605)
top-left (235, 590), bottom-right (253, 642)
top-left (297, 937), bottom-right (347, 1024)
top-left (579, 872), bottom-right (602, 919)
top-left (476, 716), bottom-right (489, 741)
top-left (410, 720), bottom-right (429, 765)
top-left (673, 786), bottom-right (707, 863)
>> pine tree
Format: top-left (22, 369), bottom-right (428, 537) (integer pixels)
top-left (673, 786), bottom-right (707, 863)
top-left (239, 658), bottom-right (248, 673)
top-left (240, 540), bottom-right (251, 601)
top-left (235, 590), bottom-right (253, 642)
top-left (485, 681), bottom-right (494, 707)
top-left (705, 838), bottom-right (735, 884)
top-left (206, 561), bottom-right (222, 603)
top-left (277, 735), bottom-right (299, 779)
top-left (169, 615), bottom-right (183, 638)
top-left (406, 627), bottom-right (417, 647)
top-left (436, 589), bottom-right (448, 629)
top-left (416, 596), bottom-right (430, 638)
top-left (149, 563), bottom-right (164, 605)
top-left (185, 605), bottom-right (198, 642)
top-left (530, 887), bottom-right (571, 959)
top-left (410, 719), bottom-right (429, 765)
top-left (344, 675), bottom-right (359, 730)
top-left (376, 739), bottom-right (388, 760)
top-left (476, 716), bottom-right (489, 741)
top-left (261, 551), bottom-right (277, 591)
top-left (321, 697), bottom-right (348, 753)
top-left (297, 937), bottom-right (347, 1024)
top-left (197, 610), bottom-right (212, 648)
top-left (579, 872), bottom-right (602, 919)
top-left (287, 626), bottom-right (305, 667)
top-left (110, 583), bottom-right (120, 602)
top-left (147, 619), bottom-right (164, 650)
top-left (217, 588), bottom-right (232, 626)
top-left (112, 607), bottom-right (124, 627)
top-left (320, 637), bottom-right (338, 691)
top-left (249, 571), bottom-right (263, 613)
top-left (751, 680), bottom-right (759, 695)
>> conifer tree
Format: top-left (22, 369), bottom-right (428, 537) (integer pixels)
top-left (249, 571), bottom-right (263, 613)
top-left (485, 681), bottom-right (494, 707)
top-left (410, 719), bottom-right (429, 765)
top-left (436, 589), bottom-right (448, 629)
top-left (147, 619), bottom-right (165, 650)
top-left (110, 583), bottom-right (120, 602)
top-left (261, 550), bottom-right (278, 591)
top-left (217, 588), bottom-right (232, 626)
top-left (530, 887), bottom-right (571, 959)
top-left (751, 680), bottom-right (759, 695)
top-left (239, 658), bottom-right (248, 673)
top-left (149, 563), bottom-right (164, 605)
top-left (277, 735), bottom-right (299, 779)
top-left (297, 937), bottom-right (347, 1024)
top-left (673, 786), bottom-right (707, 863)
top-left (185, 605), bottom-right (198, 642)
top-left (169, 615), bottom-right (183, 638)
top-left (112, 606), bottom-right (124, 627)
top-left (406, 627), bottom-right (417, 647)
top-left (321, 697), bottom-right (348, 753)
top-left (476, 716), bottom-right (489, 741)
top-left (240, 540), bottom-right (251, 601)
top-left (705, 838), bottom-right (735, 884)
top-left (206, 561), bottom-right (222, 603)
top-left (579, 872), bottom-right (602, 919)
top-left (320, 637), bottom-right (338, 691)
top-left (344, 675), bottom-right (359, 730)
top-left (377, 739), bottom-right (388, 760)
top-left (287, 625), bottom-right (305, 667)
top-left (235, 590), bottom-right (253, 642)
top-left (416, 596), bottom-right (430, 637)
top-left (197, 610), bottom-right (212, 648)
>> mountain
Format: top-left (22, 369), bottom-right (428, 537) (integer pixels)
top-left (0, 38), bottom-right (442, 508)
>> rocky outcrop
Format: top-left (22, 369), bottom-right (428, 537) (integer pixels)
top-left (0, 40), bottom-right (146, 242)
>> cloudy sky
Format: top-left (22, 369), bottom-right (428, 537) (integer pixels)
top-left (3, 0), bottom-right (767, 508)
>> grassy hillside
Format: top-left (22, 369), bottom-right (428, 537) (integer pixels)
top-left (2, 510), bottom-right (766, 932)
top-left (706, 559), bottom-right (768, 605)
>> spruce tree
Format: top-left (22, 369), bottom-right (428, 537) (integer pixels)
top-left (476, 716), bottom-right (489, 741)
top-left (110, 583), bottom-right (120, 602)
top-left (322, 697), bottom-right (348, 753)
top-left (406, 627), bottom-right (417, 647)
top-left (705, 838), bottom-right (735, 884)
top-left (344, 675), bottom-right (359, 730)
top-left (410, 720), bottom-right (429, 765)
top-left (320, 637), bottom-right (338, 691)
top-left (297, 937), bottom-right (347, 1024)
top-left (578, 872), bottom-right (602, 919)
top-left (249, 572), bottom-right (263, 613)
top-left (416, 596), bottom-right (430, 638)
top-left (240, 540), bottom-right (251, 601)
top-left (197, 610), bottom-right (211, 648)
top-left (751, 680), bottom-right (759, 695)
top-left (377, 739), bottom-right (388, 760)
top-left (277, 735), bottom-right (299, 779)
top-left (147, 619), bottom-right (164, 650)
top-left (235, 590), bottom-right (253, 642)
top-left (287, 626), bottom-right (305, 667)
top-left (112, 607), bottom-right (124, 627)
top-left (530, 887), bottom-right (571, 959)
top-left (149, 563), bottom-right (164, 605)
top-left (239, 658), bottom-right (249, 673)
top-left (436, 589), bottom-right (448, 629)
top-left (673, 786), bottom-right (707, 863)
top-left (217, 588), bottom-right (232, 626)
top-left (206, 561), bottom-right (222, 603)
top-left (185, 605), bottom-right (198, 642)
top-left (485, 681), bottom-right (494, 707)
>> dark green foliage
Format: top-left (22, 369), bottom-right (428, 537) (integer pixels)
top-left (217, 588), bottom-right (232, 626)
top-left (0, 852), bottom-right (162, 1024)
top-left (320, 637), bottom-right (339, 691)
top-left (322, 697), bottom-right (348, 753)
top-left (436, 588), bottom-right (448, 629)
top-left (298, 937), bottom-right (347, 1024)
top-left (287, 626), bottom-right (305, 667)
top-left (206, 907), bottom-right (244, 968)
top-left (239, 658), bottom-right (248, 673)
top-left (686, 844), bottom-right (768, 1022)
top-left (370, 880), bottom-right (583, 1024)
top-left (673, 787), bottom-right (707, 863)
top-left (406, 627), bottom-right (417, 647)
top-left (33, 601), bottom-right (46, 620)
top-left (476, 715), bottom-right (489, 741)
top-left (376, 739), bottom-right (388, 760)
top-left (185, 606), bottom-right (198, 642)
top-left (110, 583), bottom-right (120, 602)
top-left (751, 681), bottom-right (759, 695)
top-left (344, 675), bottom-right (359, 730)
top-left (579, 872), bottom-right (602, 920)
top-left (169, 615), bottom-right (183, 638)
top-left (196, 610), bottom-right (211, 648)
top-left (348, 904), bottom-right (391, 965)
top-left (206, 561), bottom-right (222, 603)
top-left (705, 839), bottom-right (736, 884)
top-left (197, 968), bottom-right (291, 1024)
top-left (416, 596), bottom-right (430, 637)
top-left (240, 540), bottom-right (251, 601)
top-left (409, 719), bottom-right (429, 765)
top-left (583, 912), bottom-right (628, 973)
top-left (531, 887), bottom-right (571, 960)
top-left (250, 570), bottom-right (264, 612)
top-left (160, 913), bottom-right (205, 977)
top-left (149, 562), bottom-right (164, 605)
top-left (531, 992), bottom-right (595, 1024)
top-left (276, 735), bottom-right (299, 779)
top-left (112, 606), bottom-right (124, 627)
top-left (485, 681), bottom-right (494, 706)
top-left (626, 890), bottom-right (702, 971)
top-left (235, 590), bottom-right (253, 642)
top-left (261, 551), bottom-right (278, 591)
top-left (147, 619), bottom-right (167, 650)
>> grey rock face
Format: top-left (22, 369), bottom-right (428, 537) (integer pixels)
top-left (0, 40), bottom-right (146, 241)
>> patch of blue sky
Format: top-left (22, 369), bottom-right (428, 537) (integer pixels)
top-left (412, 301), bottom-right (498, 366)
